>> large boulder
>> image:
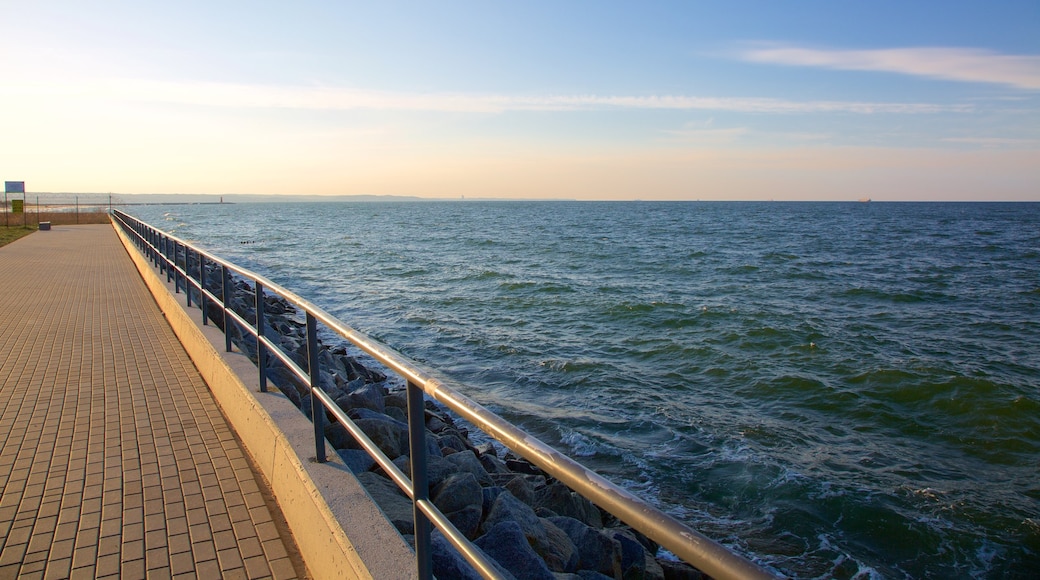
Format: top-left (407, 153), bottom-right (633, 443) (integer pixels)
top-left (534, 481), bottom-right (603, 528)
top-left (475, 521), bottom-right (555, 580)
top-left (658, 559), bottom-right (706, 580)
top-left (347, 411), bottom-right (409, 459)
top-left (430, 531), bottom-right (506, 580)
top-left (445, 450), bottom-right (494, 486)
top-left (432, 472), bottom-right (484, 539)
top-left (336, 380), bottom-right (386, 414)
top-left (608, 528), bottom-right (664, 580)
top-left (392, 452), bottom-right (458, 491)
top-left (481, 490), bottom-right (571, 568)
top-left (541, 517), bottom-right (580, 572)
top-left (549, 517), bottom-right (623, 579)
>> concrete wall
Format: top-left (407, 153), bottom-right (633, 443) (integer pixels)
top-left (113, 222), bottom-right (417, 580)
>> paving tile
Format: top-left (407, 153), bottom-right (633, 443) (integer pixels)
top-left (95, 553), bottom-right (121, 577)
top-left (191, 540), bottom-right (217, 563)
top-left (243, 554), bottom-right (274, 579)
top-left (43, 557), bottom-right (72, 580)
top-left (217, 546), bottom-right (244, 572)
top-left (269, 557), bottom-right (299, 580)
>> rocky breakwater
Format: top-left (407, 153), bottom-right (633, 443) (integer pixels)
top-left (192, 268), bottom-right (709, 580)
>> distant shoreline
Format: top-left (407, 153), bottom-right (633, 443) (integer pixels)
top-left (10, 193), bottom-right (1039, 204)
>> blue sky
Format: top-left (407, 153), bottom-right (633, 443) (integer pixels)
top-left (2, 1), bottom-right (1038, 200)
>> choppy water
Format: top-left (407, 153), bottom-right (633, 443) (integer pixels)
top-left (128, 201), bottom-right (1040, 579)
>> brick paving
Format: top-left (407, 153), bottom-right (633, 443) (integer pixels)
top-left (0, 225), bottom-right (307, 579)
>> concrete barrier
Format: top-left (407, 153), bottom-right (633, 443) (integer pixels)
top-left (113, 221), bottom-right (417, 580)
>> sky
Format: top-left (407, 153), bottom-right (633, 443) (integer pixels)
top-left (1, 1), bottom-right (1038, 201)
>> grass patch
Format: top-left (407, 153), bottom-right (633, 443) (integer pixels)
top-left (0, 225), bottom-right (36, 247)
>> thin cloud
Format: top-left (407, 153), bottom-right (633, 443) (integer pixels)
top-left (5, 78), bottom-right (972, 115)
top-left (943, 137), bottom-right (1040, 148)
top-left (740, 45), bottom-right (1040, 90)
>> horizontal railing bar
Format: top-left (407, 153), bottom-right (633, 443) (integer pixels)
top-left (111, 210), bottom-right (776, 580)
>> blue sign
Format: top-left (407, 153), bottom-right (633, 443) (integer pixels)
top-left (5, 181), bottom-right (25, 194)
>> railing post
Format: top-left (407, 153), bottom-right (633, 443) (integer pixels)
top-left (255, 280), bottom-right (267, 393)
top-left (173, 241), bottom-right (180, 293)
top-left (165, 236), bottom-right (173, 283)
top-left (407, 380), bottom-right (433, 579)
top-left (185, 247), bottom-right (192, 306)
top-left (306, 313), bottom-right (326, 462)
top-left (222, 264), bottom-right (232, 353)
top-left (199, 254), bottom-right (208, 326)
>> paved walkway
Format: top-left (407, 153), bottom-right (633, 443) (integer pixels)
top-left (0, 225), bottom-right (307, 579)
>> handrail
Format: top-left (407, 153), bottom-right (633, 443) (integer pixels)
top-left (111, 209), bottom-right (776, 580)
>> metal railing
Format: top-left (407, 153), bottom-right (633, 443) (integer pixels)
top-left (111, 209), bottom-right (776, 580)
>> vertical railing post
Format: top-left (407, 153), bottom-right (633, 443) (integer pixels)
top-left (306, 313), bottom-right (326, 462)
top-left (199, 254), bottom-right (208, 326)
top-left (222, 264), bottom-right (232, 353)
top-left (165, 236), bottom-right (173, 283)
top-left (255, 281), bottom-right (267, 393)
top-left (407, 380), bottom-right (433, 579)
top-left (166, 236), bottom-right (173, 283)
top-left (173, 241), bottom-right (181, 293)
top-left (187, 248), bottom-right (194, 306)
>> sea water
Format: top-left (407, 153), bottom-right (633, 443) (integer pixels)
top-left (127, 201), bottom-right (1040, 578)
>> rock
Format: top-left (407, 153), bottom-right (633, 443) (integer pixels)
top-left (433, 472), bottom-right (484, 516)
top-left (384, 390), bottom-right (408, 411)
top-left (548, 517), bottom-right (622, 579)
top-left (336, 448), bottom-right (375, 474)
top-left (608, 528), bottom-right (664, 580)
top-left (437, 429), bottom-right (472, 455)
top-left (392, 451), bottom-right (458, 490)
top-left (339, 381), bottom-right (386, 414)
top-left (540, 518), bottom-right (579, 572)
top-left (535, 482), bottom-right (603, 528)
top-left (475, 442), bottom-right (498, 457)
top-left (658, 559), bottom-right (706, 580)
top-left (352, 415), bottom-right (408, 459)
top-left (505, 457), bottom-right (545, 477)
top-left (445, 450), bottom-right (493, 486)
top-left (482, 486), bottom-right (505, 517)
top-left (339, 354), bottom-right (387, 383)
top-left (430, 531), bottom-right (497, 580)
top-left (385, 405), bottom-right (407, 423)
top-left (475, 521), bottom-right (555, 580)
top-left (480, 452), bottom-right (512, 475)
top-left (324, 421), bottom-right (353, 450)
top-left (356, 472), bottom-right (414, 535)
top-left (504, 475), bottom-right (540, 507)
top-left (481, 490), bottom-right (565, 567)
